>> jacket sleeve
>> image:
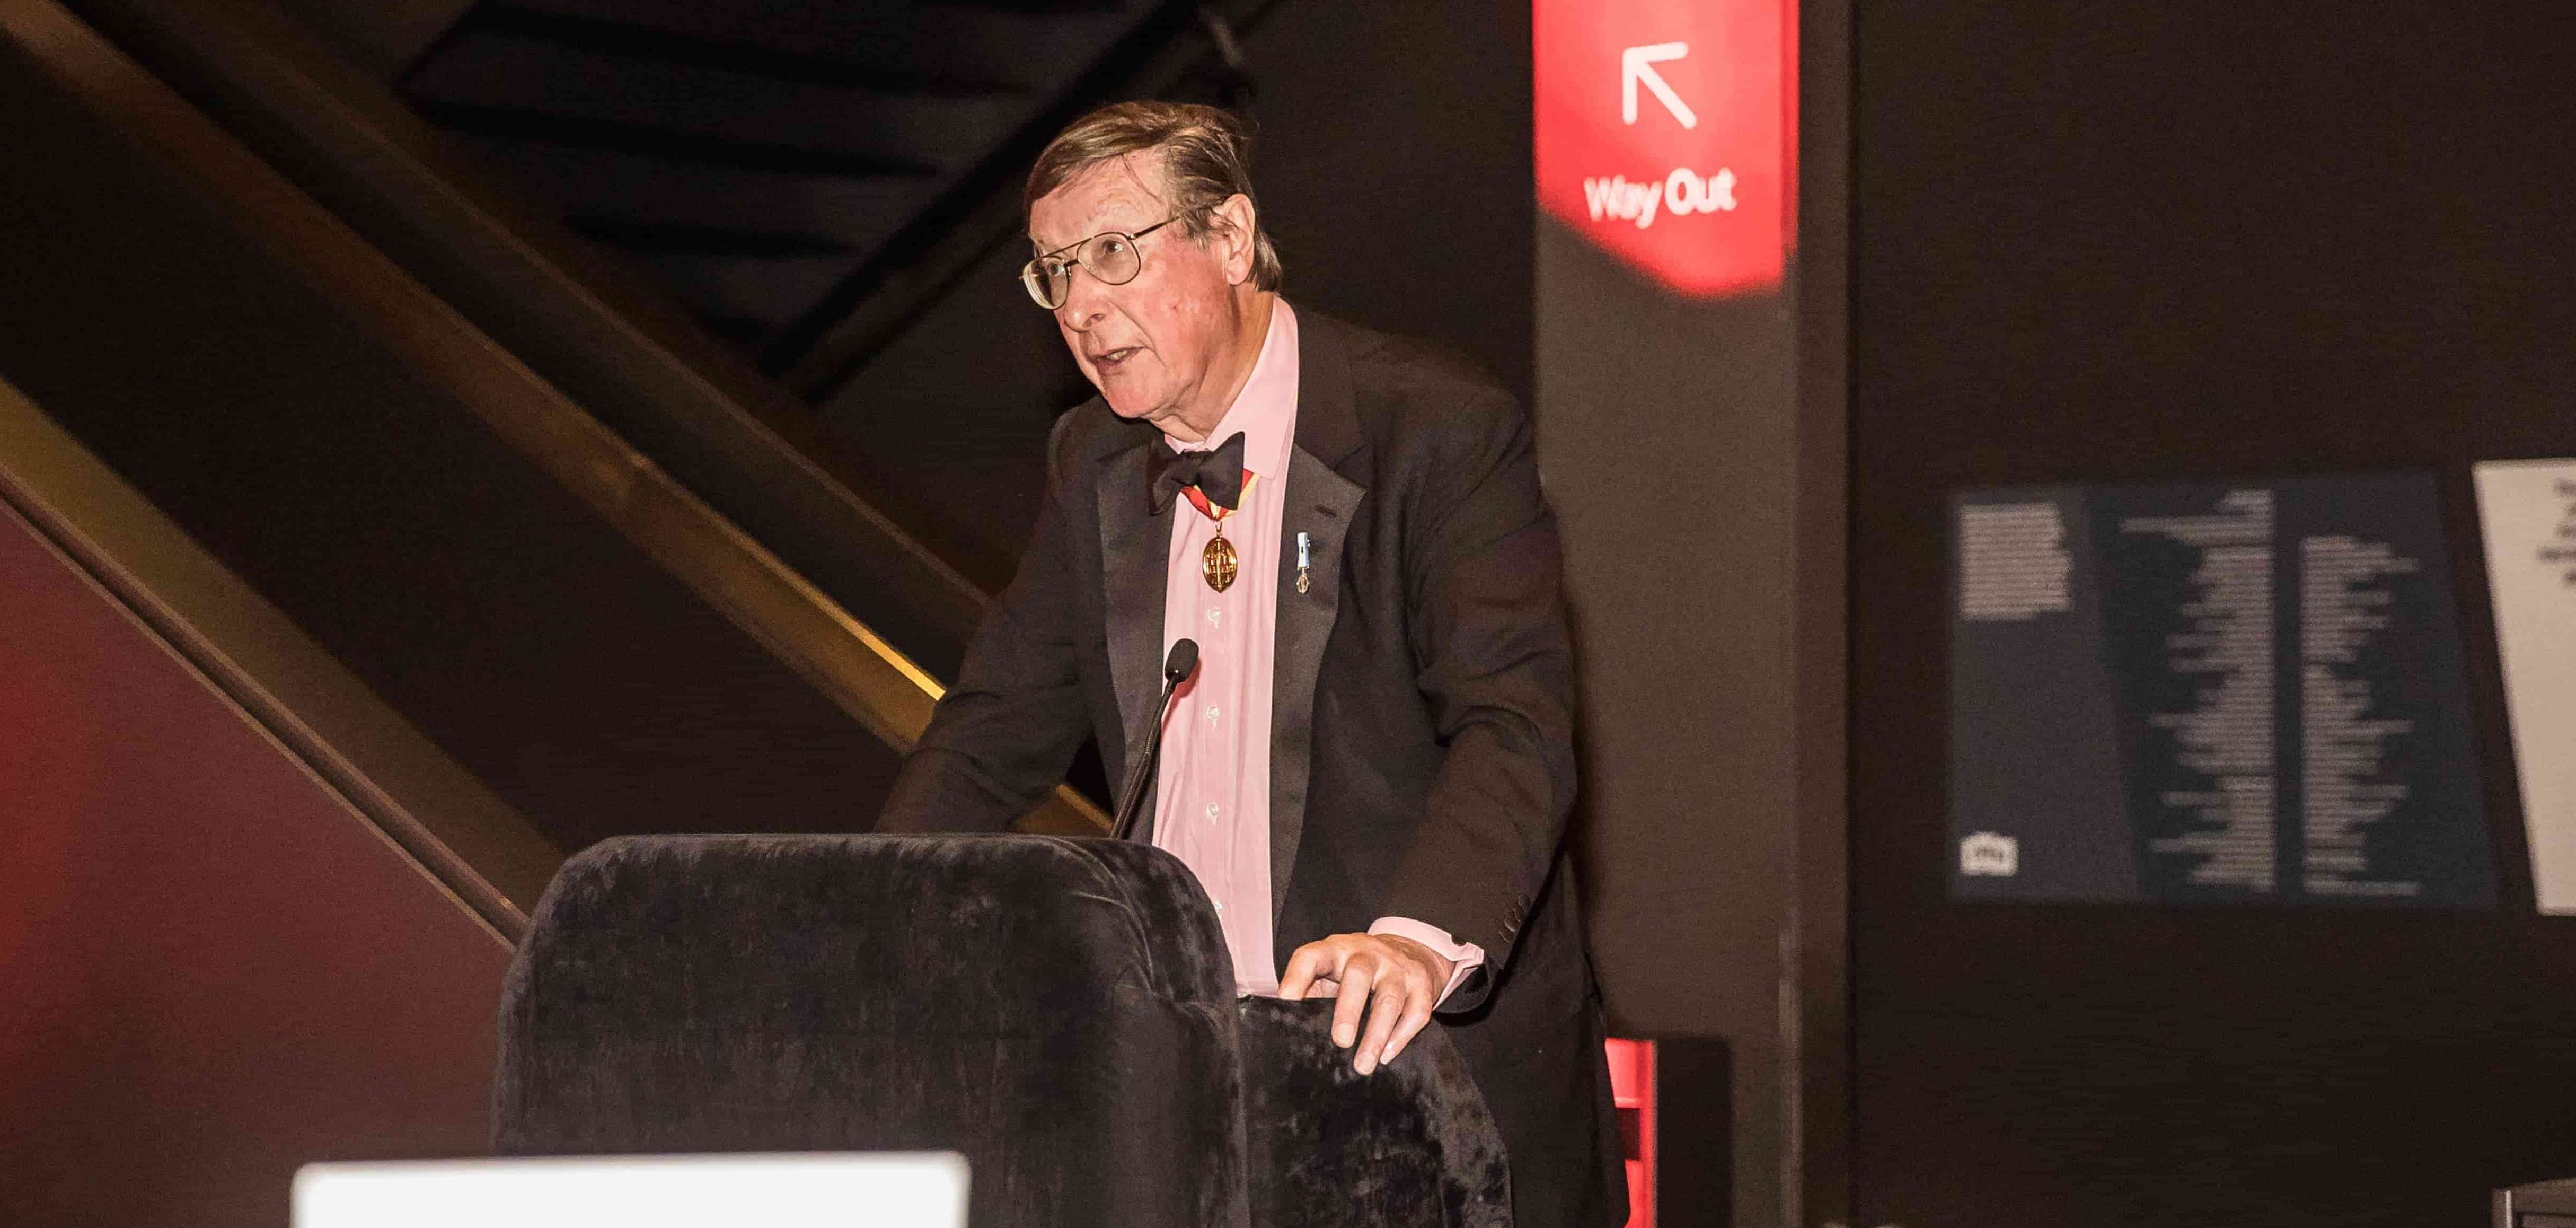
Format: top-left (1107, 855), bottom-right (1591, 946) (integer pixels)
top-left (875, 418), bottom-right (1093, 833)
top-left (1371, 387), bottom-right (1579, 1011)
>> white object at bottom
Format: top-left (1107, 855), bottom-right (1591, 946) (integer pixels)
top-left (293, 1152), bottom-right (969, 1228)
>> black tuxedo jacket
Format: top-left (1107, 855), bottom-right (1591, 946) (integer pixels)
top-left (878, 308), bottom-right (1624, 1228)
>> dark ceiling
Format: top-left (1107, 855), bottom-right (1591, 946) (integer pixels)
top-left (396, 0), bottom-right (1172, 359)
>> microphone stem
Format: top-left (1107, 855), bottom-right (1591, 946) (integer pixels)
top-left (1110, 677), bottom-right (1181, 841)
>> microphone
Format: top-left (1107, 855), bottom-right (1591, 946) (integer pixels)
top-left (1110, 638), bottom-right (1198, 841)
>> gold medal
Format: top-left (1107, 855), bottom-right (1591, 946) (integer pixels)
top-left (1180, 469), bottom-right (1253, 593)
top-left (1202, 528), bottom-right (1239, 592)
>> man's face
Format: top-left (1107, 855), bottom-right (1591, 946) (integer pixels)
top-left (1028, 152), bottom-right (1246, 433)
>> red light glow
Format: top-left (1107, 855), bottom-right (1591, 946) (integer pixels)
top-left (1605, 1037), bottom-right (1657, 1228)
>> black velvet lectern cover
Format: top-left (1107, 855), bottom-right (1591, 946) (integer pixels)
top-left (493, 834), bottom-right (1509, 1228)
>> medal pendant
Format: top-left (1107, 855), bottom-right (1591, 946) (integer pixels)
top-left (1201, 532), bottom-right (1239, 592)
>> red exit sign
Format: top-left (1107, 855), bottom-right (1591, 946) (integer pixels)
top-left (1536, 0), bottom-right (1795, 298)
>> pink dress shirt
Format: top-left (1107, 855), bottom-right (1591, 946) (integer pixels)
top-left (1150, 301), bottom-right (1484, 1001)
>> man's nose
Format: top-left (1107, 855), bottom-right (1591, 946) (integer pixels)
top-left (1056, 268), bottom-right (1111, 331)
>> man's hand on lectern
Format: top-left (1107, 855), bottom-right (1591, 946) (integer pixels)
top-left (1278, 933), bottom-right (1457, 1076)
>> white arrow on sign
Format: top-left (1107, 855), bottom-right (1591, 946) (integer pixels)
top-left (1621, 42), bottom-right (1697, 129)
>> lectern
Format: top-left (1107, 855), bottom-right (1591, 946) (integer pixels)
top-left (492, 834), bottom-right (1511, 1228)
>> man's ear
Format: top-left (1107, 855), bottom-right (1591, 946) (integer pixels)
top-left (1208, 193), bottom-right (1258, 286)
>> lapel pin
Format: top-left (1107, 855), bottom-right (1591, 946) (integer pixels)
top-left (1295, 531), bottom-right (1312, 594)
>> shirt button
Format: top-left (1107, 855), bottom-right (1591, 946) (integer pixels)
top-left (1205, 802), bottom-right (1221, 821)
top-left (1206, 608), bottom-right (1221, 628)
top-left (1204, 704), bottom-right (1221, 726)
top-left (1214, 900), bottom-right (1225, 913)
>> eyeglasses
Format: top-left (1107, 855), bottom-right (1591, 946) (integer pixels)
top-left (1019, 216), bottom-right (1182, 310)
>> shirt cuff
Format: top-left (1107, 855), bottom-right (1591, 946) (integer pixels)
top-left (1368, 916), bottom-right (1487, 1008)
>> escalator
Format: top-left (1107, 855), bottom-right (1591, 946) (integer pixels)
top-left (0, 0), bottom-right (1113, 865)
top-left (65, 0), bottom-right (1275, 599)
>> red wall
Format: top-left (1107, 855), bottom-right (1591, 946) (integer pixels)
top-left (0, 503), bottom-right (512, 1226)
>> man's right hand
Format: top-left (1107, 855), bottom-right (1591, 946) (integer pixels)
top-left (1278, 932), bottom-right (1455, 1076)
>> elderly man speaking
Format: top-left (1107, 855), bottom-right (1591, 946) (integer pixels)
top-left (877, 100), bottom-right (1622, 1228)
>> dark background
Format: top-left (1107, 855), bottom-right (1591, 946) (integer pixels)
top-left (1849, 1), bottom-right (2576, 1224)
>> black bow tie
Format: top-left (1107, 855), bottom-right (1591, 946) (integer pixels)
top-left (1149, 431), bottom-right (1247, 514)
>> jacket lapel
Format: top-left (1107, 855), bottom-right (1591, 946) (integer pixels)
top-left (1269, 312), bottom-right (1368, 915)
top-left (1097, 434), bottom-right (1170, 827)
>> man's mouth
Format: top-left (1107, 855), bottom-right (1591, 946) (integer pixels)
top-left (1089, 345), bottom-right (1143, 371)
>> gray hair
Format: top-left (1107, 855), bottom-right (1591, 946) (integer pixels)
top-left (1024, 100), bottom-right (1283, 292)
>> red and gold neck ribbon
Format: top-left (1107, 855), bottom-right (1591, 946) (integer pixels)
top-left (1182, 471), bottom-right (1258, 523)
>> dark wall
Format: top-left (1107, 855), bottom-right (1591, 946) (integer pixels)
top-left (0, 499), bottom-right (510, 1228)
top-left (1539, 221), bottom-right (1800, 1228)
top-left (1243, 0), bottom-right (1533, 403)
top-left (1850, 2), bottom-right (2576, 1224)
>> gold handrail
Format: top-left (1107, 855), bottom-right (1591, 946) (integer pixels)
top-left (0, 0), bottom-right (1110, 835)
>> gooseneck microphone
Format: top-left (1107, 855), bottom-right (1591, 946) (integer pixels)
top-left (1110, 638), bottom-right (1198, 841)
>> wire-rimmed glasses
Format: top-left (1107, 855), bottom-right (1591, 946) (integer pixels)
top-left (1020, 216), bottom-right (1183, 310)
